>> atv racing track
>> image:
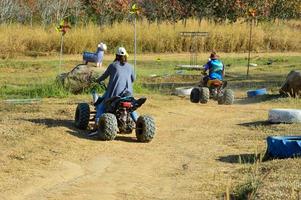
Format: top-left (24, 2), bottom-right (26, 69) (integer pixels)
top-left (0, 54), bottom-right (301, 200)
top-left (0, 93), bottom-right (301, 200)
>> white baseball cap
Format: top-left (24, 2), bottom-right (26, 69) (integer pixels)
top-left (98, 43), bottom-right (107, 51)
top-left (116, 47), bottom-right (129, 57)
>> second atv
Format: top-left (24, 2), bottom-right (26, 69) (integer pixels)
top-left (190, 74), bottom-right (234, 105)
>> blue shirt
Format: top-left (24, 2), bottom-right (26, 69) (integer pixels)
top-left (204, 59), bottom-right (224, 80)
top-left (97, 61), bottom-right (135, 99)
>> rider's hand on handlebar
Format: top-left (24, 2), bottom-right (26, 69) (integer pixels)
top-left (98, 81), bottom-right (107, 90)
top-left (89, 75), bottom-right (98, 83)
top-left (99, 81), bottom-right (105, 86)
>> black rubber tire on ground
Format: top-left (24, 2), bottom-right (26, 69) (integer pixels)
top-left (74, 103), bottom-right (90, 130)
top-left (98, 113), bottom-right (118, 141)
top-left (223, 89), bottom-right (235, 105)
top-left (199, 87), bottom-right (210, 104)
top-left (217, 96), bottom-right (224, 105)
top-left (190, 88), bottom-right (201, 103)
top-left (136, 115), bottom-right (156, 143)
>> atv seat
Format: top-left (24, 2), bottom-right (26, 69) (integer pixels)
top-left (207, 79), bottom-right (223, 87)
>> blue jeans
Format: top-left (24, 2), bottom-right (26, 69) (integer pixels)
top-left (95, 92), bottom-right (107, 123)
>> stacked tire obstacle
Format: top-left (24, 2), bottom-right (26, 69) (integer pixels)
top-left (174, 87), bottom-right (193, 96)
top-left (266, 109), bottom-right (301, 159)
top-left (268, 109), bottom-right (301, 124)
top-left (266, 136), bottom-right (301, 158)
top-left (247, 88), bottom-right (267, 97)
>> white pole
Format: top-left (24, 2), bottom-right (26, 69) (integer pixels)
top-left (59, 33), bottom-right (64, 74)
top-left (134, 16), bottom-right (137, 73)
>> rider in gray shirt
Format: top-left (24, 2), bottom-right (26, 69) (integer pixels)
top-left (95, 47), bottom-right (137, 126)
top-left (97, 58), bottom-right (135, 98)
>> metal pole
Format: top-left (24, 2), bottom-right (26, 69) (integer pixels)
top-left (134, 16), bottom-right (137, 73)
top-left (195, 34), bottom-right (198, 67)
top-left (247, 18), bottom-right (253, 78)
top-left (59, 33), bottom-right (64, 74)
top-left (190, 35), bottom-right (193, 66)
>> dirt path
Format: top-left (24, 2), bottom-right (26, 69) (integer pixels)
top-left (0, 94), bottom-right (295, 199)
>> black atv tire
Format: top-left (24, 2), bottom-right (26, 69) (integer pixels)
top-left (217, 96), bottom-right (224, 105)
top-left (98, 113), bottom-right (118, 141)
top-left (136, 115), bottom-right (155, 143)
top-left (75, 103), bottom-right (90, 130)
top-left (223, 89), bottom-right (235, 105)
top-left (199, 87), bottom-right (210, 104)
top-left (190, 88), bottom-right (201, 103)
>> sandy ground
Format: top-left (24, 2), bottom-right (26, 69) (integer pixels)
top-left (0, 94), bottom-right (301, 200)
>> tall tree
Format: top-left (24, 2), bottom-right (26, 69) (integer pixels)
top-left (89, 0), bottom-right (131, 25)
top-left (0, 0), bottom-right (19, 23)
top-left (270, 0), bottom-right (301, 20)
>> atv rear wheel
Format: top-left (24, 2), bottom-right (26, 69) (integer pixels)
top-left (75, 103), bottom-right (90, 130)
top-left (98, 113), bottom-right (118, 141)
top-left (223, 89), bottom-right (234, 105)
top-left (217, 96), bottom-right (224, 105)
top-left (136, 115), bottom-right (155, 143)
top-left (190, 88), bottom-right (201, 103)
top-left (199, 87), bottom-right (210, 104)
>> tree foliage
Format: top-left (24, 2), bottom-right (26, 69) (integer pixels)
top-left (0, 0), bottom-right (299, 25)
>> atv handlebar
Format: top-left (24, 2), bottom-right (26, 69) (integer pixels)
top-left (99, 81), bottom-right (107, 90)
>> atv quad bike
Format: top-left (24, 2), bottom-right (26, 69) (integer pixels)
top-left (190, 73), bottom-right (234, 105)
top-left (74, 83), bottom-right (155, 142)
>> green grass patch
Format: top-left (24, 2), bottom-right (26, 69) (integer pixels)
top-left (0, 82), bottom-right (70, 99)
top-left (0, 53), bottom-right (300, 99)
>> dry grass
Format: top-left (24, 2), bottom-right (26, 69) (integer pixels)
top-left (0, 19), bottom-right (301, 58)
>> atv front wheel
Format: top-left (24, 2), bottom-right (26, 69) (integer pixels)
top-left (136, 115), bottom-right (155, 143)
top-left (190, 88), bottom-right (201, 103)
top-left (98, 113), bottom-right (118, 141)
top-left (199, 87), bottom-right (210, 104)
top-left (75, 103), bottom-right (90, 130)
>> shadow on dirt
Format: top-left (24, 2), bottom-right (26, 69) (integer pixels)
top-left (115, 136), bottom-right (138, 143)
top-left (235, 94), bottom-right (283, 105)
top-left (238, 120), bottom-right (273, 127)
top-left (24, 118), bottom-right (140, 143)
top-left (26, 118), bottom-right (75, 128)
top-left (217, 153), bottom-right (262, 164)
top-left (24, 118), bottom-right (96, 140)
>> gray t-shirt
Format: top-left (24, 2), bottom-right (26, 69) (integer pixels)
top-left (97, 61), bottom-right (135, 99)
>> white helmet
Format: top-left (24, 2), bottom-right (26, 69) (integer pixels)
top-left (98, 42), bottom-right (107, 51)
top-left (116, 47), bottom-right (128, 57)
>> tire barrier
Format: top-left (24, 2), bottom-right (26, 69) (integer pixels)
top-left (266, 136), bottom-right (301, 158)
top-left (268, 109), bottom-right (301, 124)
top-left (247, 88), bottom-right (267, 97)
top-left (174, 87), bottom-right (193, 96)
